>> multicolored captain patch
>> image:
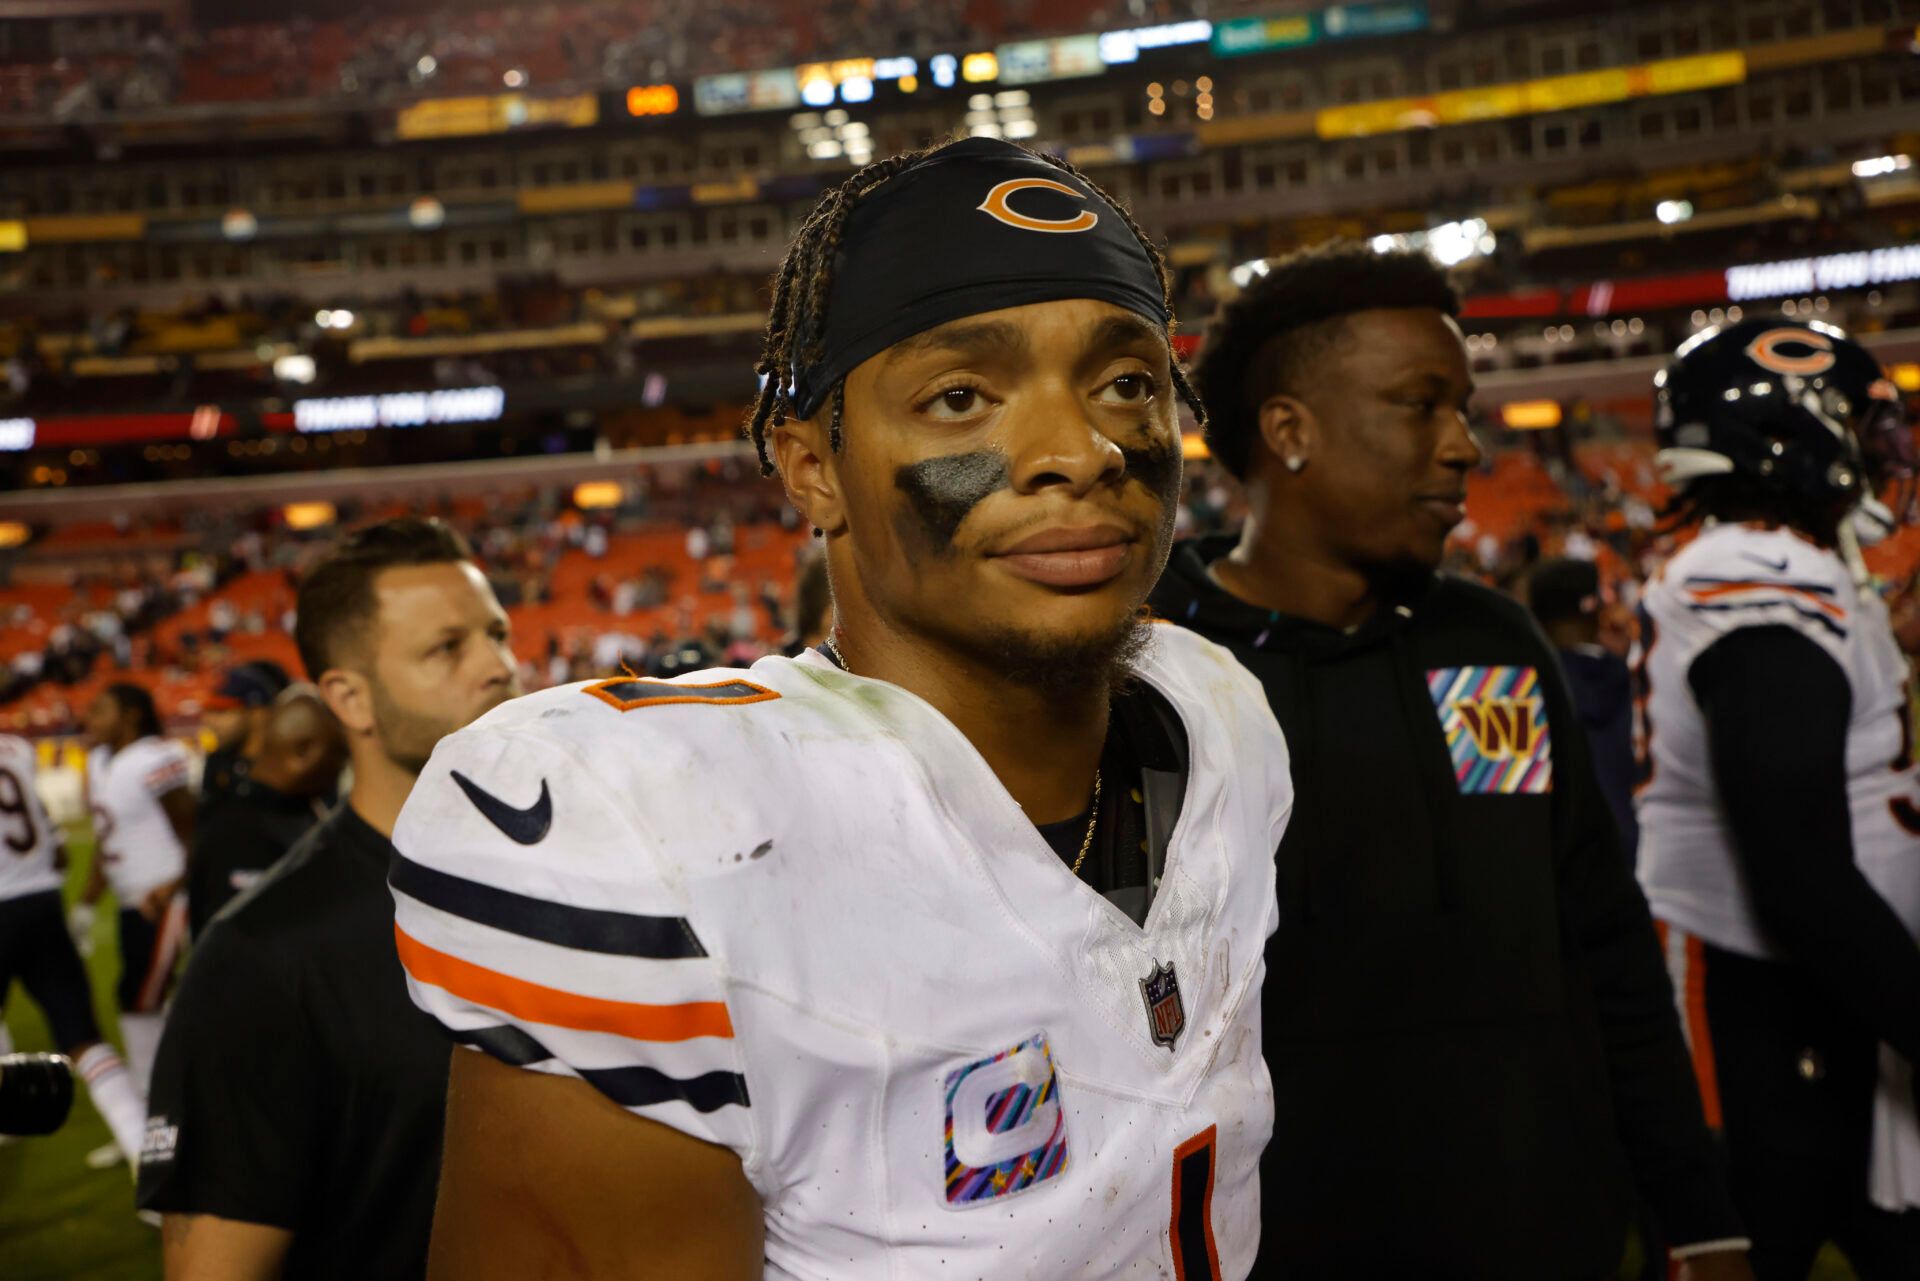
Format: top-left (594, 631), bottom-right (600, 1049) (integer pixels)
top-left (941, 1032), bottom-right (1069, 1207)
top-left (1427, 665), bottom-right (1553, 795)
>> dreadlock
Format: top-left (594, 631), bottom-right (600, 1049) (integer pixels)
top-left (745, 143), bottom-right (1205, 476)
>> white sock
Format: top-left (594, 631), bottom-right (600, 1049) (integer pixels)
top-left (0, 1023), bottom-right (13, 1056)
top-left (118, 1012), bottom-right (166, 1097)
top-left (74, 1043), bottom-right (147, 1164)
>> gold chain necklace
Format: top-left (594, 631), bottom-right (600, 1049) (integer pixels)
top-left (1069, 770), bottom-right (1102, 877)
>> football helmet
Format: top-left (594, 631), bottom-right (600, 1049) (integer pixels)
top-left (1655, 318), bottom-right (1880, 521)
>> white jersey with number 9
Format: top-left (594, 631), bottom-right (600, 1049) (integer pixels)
top-left (0, 734), bottom-right (61, 903)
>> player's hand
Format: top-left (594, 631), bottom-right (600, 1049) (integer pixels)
top-left (138, 878), bottom-right (181, 922)
top-left (67, 902), bottom-right (96, 957)
top-left (1675, 1249), bottom-right (1757, 1281)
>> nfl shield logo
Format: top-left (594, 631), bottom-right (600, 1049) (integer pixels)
top-left (1138, 960), bottom-right (1185, 1050)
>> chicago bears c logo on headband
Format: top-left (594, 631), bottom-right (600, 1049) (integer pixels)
top-left (1745, 328), bottom-right (1837, 376)
top-left (977, 178), bottom-right (1099, 234)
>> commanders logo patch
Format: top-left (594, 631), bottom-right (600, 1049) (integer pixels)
top-left (941, 1032), bottom-right (1069, 1207)
top-left (1427, 666), bottom-right (1553, 795)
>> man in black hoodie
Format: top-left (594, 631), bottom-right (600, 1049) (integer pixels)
top-left (1148, 241), bottom-right (1750, 1280)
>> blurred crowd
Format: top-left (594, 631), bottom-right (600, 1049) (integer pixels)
top-left (5, 0), bottom-right (994, 118)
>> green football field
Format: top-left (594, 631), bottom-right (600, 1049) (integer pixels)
top-left (0, 834), bottom-right (1865, 1281)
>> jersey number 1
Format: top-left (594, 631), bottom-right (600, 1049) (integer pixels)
top-left (1171, 1125), bottom-right (1222, 1281)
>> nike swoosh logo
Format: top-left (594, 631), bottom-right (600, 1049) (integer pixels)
top-left (451, 771), bottom-right (552, 845)
top-left (1740, 553), bottom-right (1790, 573)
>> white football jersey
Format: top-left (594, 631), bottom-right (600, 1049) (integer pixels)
top-left (87, 736), bottom-right (192, 904)
top-left (394, 625), bottom-right (1291, 1280)
top-left (0, 734), bottom-right (62, 902)
top-left (1636, 521), bottom-right (1920, 959)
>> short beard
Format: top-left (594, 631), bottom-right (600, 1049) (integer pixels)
top-left (368, 676), bottom-right (512, 776)
top-left (970, 615), bottom-right (1154, 700)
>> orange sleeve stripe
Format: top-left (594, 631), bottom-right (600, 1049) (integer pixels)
top-left (1684, 581), bottom-right (1846, 618)
top-left (394, 923), bottom-right (734, 1043)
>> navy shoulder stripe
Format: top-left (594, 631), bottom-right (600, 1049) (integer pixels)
top-left (390, 851), bottom-right (707, 959)
top-left (449, 1023), bottom-right (749, 1113)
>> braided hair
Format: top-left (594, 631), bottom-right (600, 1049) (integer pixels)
top-left (745, 143), bottom-right (1206, 475)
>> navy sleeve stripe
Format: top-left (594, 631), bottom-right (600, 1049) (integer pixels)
top-left (450, 1024), bottom-right (750, 1112)
top-left (451, 1023), bottom-right (553, 1066)
top-left (1682, 575), bottom-right (1838, 596)
top-left (389, 852), bottom-right (708, 959)
top-left (1685, 600), bottom-right (1848, 641)
top-left (583, 1063), bottom-right (752, 1113)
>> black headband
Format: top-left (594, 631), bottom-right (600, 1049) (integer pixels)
top-left (788, 137), bottom-right (1170, 421)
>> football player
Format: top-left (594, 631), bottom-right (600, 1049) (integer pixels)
top-left (1638, 317), bottom-right (1920, 1276)
top-left (76, 683), bottom-right (193, 1105)
top-left (393, 137), bottom-right (1292, 1279)
top-left (0, 731), bottom-right (149, 1164)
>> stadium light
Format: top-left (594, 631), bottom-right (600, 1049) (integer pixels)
top-left (282, 502), bottom-right (338, 531)
top-left (1368, 219), bottom-right (1493, 267)
top-left (1656, 200), bottom-right (1694, 225)
top-left (273, 354), bottom-right (317, 384)
top-left (574, 481), bottom-right (624, 510)
top-left (1427, 219), bottom-right (1492, 267)
top-left (1852, 154), bottom-right (1913, 179)
top-left (1229, 258), bottom-right (1270, 288)
top-left (1502, 401), bottom-right (1563, 430)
